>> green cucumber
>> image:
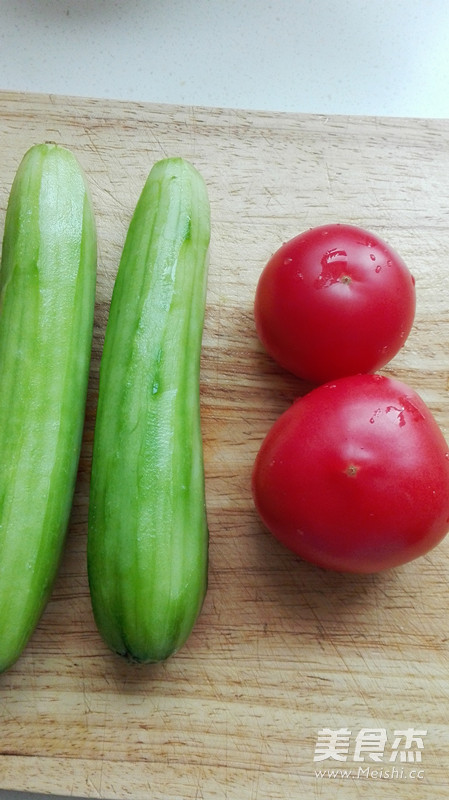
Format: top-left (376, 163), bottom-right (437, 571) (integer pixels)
top-left (0, 143), bottom-right (97, 672)
top-left (87, 157), bottom-right (210, 663)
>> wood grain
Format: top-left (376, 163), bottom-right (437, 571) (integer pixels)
top-left (1, 91), bottom-right (449, 799)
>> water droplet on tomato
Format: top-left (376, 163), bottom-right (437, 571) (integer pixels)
top-left (385, 404), bottom-right (407, 427)
top-left (316, 249), bottom-right (348, 288)
top-left (369, 407), bottom-right (382, 424)
top-left (375, 264), bottom-right (382, 273)
top-left (370, 253), bottom-right (376, 261)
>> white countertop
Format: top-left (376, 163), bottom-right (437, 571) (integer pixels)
top-left (1, 0), bottom-right (449, 118)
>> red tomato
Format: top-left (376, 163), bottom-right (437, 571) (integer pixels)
top-left (254, 223), bottom-right (416, 384)
top-left (252, 374), bottom-right (449, 573)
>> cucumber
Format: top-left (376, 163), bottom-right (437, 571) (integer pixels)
top-left (87, 157), bottom-right (210, 663)
top-left (0, 143), bottom-right (97, 672)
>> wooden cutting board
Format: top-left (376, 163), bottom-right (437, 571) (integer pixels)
top-left (1, 90), bottom-right (449, 800)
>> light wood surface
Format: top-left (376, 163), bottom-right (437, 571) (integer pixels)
top-left (1, 91), bottom-right (449, 799)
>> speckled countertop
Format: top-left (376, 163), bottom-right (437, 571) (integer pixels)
top-left (1, 0), bottom-right (449, 117)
